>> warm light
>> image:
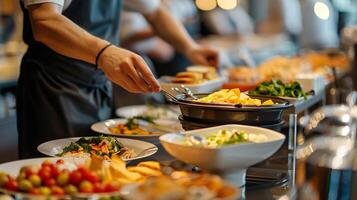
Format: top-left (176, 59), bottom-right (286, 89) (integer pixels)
top-left (217, 0), bottom-right (238, 10)
top-left (195, 0), bottom-right (217, 11)
top-left (314, 1), bottom-right (330, 20)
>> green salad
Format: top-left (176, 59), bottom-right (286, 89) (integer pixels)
top-left (57, 135), bottom-right (134, 159)
top-left (184, 129), bottom-right (268, 148)
top-left (205, 129), bottom-right (249, 147)
top-left (249, 80), bottom-right (309, 99)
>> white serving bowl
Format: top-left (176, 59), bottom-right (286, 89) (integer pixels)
top-left (159, 125), bottom-right (285, 187)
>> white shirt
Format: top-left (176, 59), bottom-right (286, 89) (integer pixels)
top-left (23, 0), bottom-right (160, 14)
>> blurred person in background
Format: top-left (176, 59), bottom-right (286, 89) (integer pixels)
top-left (120, 0), bottom-right (199, 76)
top-left (115, 0), bottom-right (200, 106)
top-left (18, 0), bottom-right (218, 158)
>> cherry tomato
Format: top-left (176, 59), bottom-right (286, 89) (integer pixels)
top-left (16, 172), bottom-right (26, 182)
top-left (0, 173), bottom-right (9, 187)
top-left (83, 171), bottom-right (99, 183)
top-left (28, 174), bottom-right (42, 187)
top-left (29, 188), bottom-right (41, 195)
top-left (41, 160), bottom-right (53, 168)
top-left (104, 183), bottom-right (120, 192)
top-left (51, 186), bottom-right (65, 195)
top-left (77, 167), bottom-right (89, 175)
top-left (39, 186), bottom-right (51, 195)
top-left (39, 168), bottom-right (52, 181)
top-left (56, 172), bottom-right (69, 186)
top-left (69, 171), bottom-right (83, 186)
top-left (25, 168), bottom-right (35, 178)
top-left (64, 184), bottom-right (78, 195)
top-left (56, 159), bottom-right (64, 165)
top-left (44, 178), bottom-right (56, 187)
top-left (79, 180), bottom-right (93, 193)
top-left (93, 183), bottom-right (105, 193)
top-left (50, 167), bottom-right (60, 178)
top-left (18, 179), bottom-right (33, 192)
top-left (5, 179), bottom-right (18, 191)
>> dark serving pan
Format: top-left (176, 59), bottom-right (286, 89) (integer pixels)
top-left (178, 115), bottom-right (286, 132)
top-left (167, 93), bottom-right (292, 125)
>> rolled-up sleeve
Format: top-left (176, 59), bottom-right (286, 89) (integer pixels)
top-left (123, 0), bottom-right (160, 14)
top-left (23, 0), bottom-right (64, 8)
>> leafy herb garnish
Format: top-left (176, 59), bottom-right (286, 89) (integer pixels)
top-left (249, 80), bottom-right (309, 100)
top-left (125, 116), bottom-right (155, 130)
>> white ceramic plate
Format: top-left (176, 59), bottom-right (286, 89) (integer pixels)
top-left (91, 118), bottom-right (183, 139)
top-left (115, 105), bottom-right (180, 120)
top-left (159, 76), bottom-right (224, 96)
top-left (160, 124), bottom-right (285, 187)
top-left (37, 137), bottom-right (158, 162)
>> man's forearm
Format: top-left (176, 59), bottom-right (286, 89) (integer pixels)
top-left (29, 4), bottom-right (108, 65)
top-left (144, 4), bottom-right (197, 55)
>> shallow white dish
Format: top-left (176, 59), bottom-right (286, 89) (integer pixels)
top-left (160, 124), bottom-right (285, 187)
top-left (37, 137), bottom-right (158, 162)
top-left (91, 118), bottom-right (183, 141)
top-left (159, 76), bottom-right (224, 96)
top-left (115, 105), bottom-right (180, 120)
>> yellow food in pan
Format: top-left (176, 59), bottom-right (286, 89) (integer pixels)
top-left (194, 88), bottom-right (274, 106)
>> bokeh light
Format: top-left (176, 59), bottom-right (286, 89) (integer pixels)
top-left (314, 1), bottom-right (330, 20)
top-left (217, 0), bottom-right (238, 10)
top-left (195, 0), bottom-right (217, 11)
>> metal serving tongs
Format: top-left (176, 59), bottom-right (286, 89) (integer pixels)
top-left (160, 89), bottom-right (179, 103)
top-left (172, 85), bottom-right (198, 100)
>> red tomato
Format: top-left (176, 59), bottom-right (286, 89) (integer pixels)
top-left (56, 159), bottom-right (64, 165)
top-left (51, 167), bottom-right (60, 178)
top-left (44, 178), bottom-right (56, 187)
top-left (41, 160), bottom-right (54, 168)
top-left (69, 171), bottom-right (83, 186)
top-left (93, 183), bottom-right (105, 193)
top-left (104, 183), bottom-right (120, 192)
top-left (77, 167), bottom-right (89, 175)
top-left (83, 171), bottom-right (99, 183)
top-left (51, 186), bottom-right (65, 195)
top-left (39, 168), bottom-right (51, 181)
top-left (5, 180), bottom-right (18, 191)
top-left (25, 168), bottom-right (35, 178)
top-left (29, 188), bottom-right (40, 195)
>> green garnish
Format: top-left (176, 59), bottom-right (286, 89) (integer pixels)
top-left (249, 80), bottom-right (309, 100)
top-left (125, 116), bottom-right (155, 130)
top-left (57, 135), bottom-right (128, 158)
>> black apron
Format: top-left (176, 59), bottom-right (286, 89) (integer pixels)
top-left (17, 0), bottom-right (122, 158)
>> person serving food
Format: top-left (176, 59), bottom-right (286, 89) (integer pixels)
top-left (17, 0), bottom-right (219, 158)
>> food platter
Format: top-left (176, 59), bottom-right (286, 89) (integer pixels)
top-left (115, 105), bottom-right (180, 120)
top-left (91, 118), bottom-right (183, 139)
top-left (0, 157), bottom-right (240, 200)
top-left (37, 137), bottom-right (158, 161)
top-left (167, 93), bottom-right (292, 125)
top-left (0, 157), bottom-right (121, 199)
